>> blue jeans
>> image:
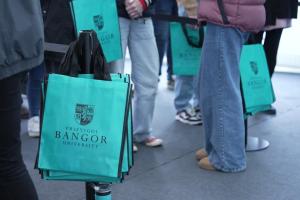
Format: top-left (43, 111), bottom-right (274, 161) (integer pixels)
top-left (174, 75), bottom-right (199, 112)
top-left (108, 17), bottom-right (159, 142)
top-left (27, 63), bottom-right (44, 117)
top-left (198, 23), bottom-right (249, 172)
top-left (153, 0), bottom-right (177, 79)
top-left (174, 4), bottom-right (199, 113)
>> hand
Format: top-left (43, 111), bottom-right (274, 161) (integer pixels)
top-left (187, 15), bottom-right (200, 29)
top-left (125, 0), bottom-right (144, 19)
top-left (189, 15), bottom-right (197, 19)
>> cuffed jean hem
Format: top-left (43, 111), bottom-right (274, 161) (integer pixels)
top-left (208, 155), bottom-right (247, 173)
top-left (176, 105), bottom-right (192, 113)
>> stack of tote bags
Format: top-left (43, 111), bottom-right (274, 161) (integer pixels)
top-left (36, 0), bottom-right (133, 184)
top-left (170, 22), bottom-right (275, 115)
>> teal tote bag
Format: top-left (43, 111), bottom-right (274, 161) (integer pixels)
top-left (38, 74), bottom-right (133, 183)
top-left (37, 30), bottom-right (134, 183)
top-left (170, 22), bottom-right (204, 75)
top-left (240, 44), bottom-right (276, 115)
top-left (38, 74), bottom-right (130, 179)
top-left (70, 0), bottom-right (122, 62)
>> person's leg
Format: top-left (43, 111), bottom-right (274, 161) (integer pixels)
top-left (174, 71), bottom-right (202, 113)
top-left (174, 75), bottom-right (202, 125)
top-left (192, 74), bottom-right (200, 110)
top-left (166, 39), bottom-right (175, 90)
top-left (174, 75), bottom-right (194, 112)
top-left (27, 63), bottom-right (44, 117)
top-left (251, 30), bottom-right (281, 115)
top-left (27, 63), bottom-right (44, 137)
top-left (20, 72), bottom-right (30, 119)
top-left (153, 0), bottom-right (176, 77)
top-left (128, 18), bottom-right (161, 145)
top-left (199, 23), bottom-right (248, 172)
top-left (153, 19), bottom-right (168, 76)
top-left (263, 28), bottom-right (283, 77)
top-left (0, 74), bottom-right (38, 199)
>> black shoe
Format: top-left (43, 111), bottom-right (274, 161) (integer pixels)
top-left (175, 109), bottom-right (203, 126)
top-left (262, 106), bottom-right (277, 115)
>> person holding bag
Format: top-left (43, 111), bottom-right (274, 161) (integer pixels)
top-left (109, 0), bottom-right (163, 151)
top-left (195, 0), bottom-right (266, 172)
top-left (153, 0), bottom-right (178, 90)
top-left (251, 0), bottom-right (298, 115)
top-left (173, 0), bottom-right (203, 126)
top-left (0, 0), bottom-right (44, 199)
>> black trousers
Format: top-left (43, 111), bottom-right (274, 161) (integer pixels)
top-left (253, 28), bottom-right (283, 77)
top-left (0, 74), bottom-right (38, 200)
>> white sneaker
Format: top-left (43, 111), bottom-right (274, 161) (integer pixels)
top-left (133, 144), bottom-right (138, 152)
top-left (144, 136), bottom-right (163, 147)
top-left (28, 116), bottom-right (40, 137)
top-left (175, 108), bottom-right (203, 126)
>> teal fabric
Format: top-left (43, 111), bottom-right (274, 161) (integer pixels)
top-left (42, 170), bottom-right (122, 183)
top-left (170, 22), bottom-right (202, 75)
top-left (110, 74), bottom-right (132, 175)
top-left (95, 194), bottom-right (111, 200)
top-left (70, 0), bottom-right (122, 62)
top-left (38, 74), bottom-right (130, 181)
top-left (240, 44), bottom-right (276, 115)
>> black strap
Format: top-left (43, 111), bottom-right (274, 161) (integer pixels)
top-left (216, 0), bottom-right (230, 24)
top-left (152, 14), bottom-right (202, 26)
top-left (181, 24), bottom-right (204, 48)
top-left (152, 14), bottom-right (205, 48)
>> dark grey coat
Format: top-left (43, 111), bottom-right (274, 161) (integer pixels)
top-left (0, 0), bottom-right (44, 80)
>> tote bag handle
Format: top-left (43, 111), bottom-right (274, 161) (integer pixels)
top-left (181, 23), bottom-right (204, 48)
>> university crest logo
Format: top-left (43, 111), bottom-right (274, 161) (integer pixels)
top-left (75, 104), bottom-right (95, 126)
top-left (93, 15), bottom-right (104, 30)
top-left (250, 61), bottom-right (259, 75)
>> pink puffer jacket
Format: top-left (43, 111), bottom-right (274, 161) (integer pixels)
top-left (198, 0), bottom-right (266, 33)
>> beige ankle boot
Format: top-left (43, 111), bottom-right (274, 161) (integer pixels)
top-left (195, 148), bottom-right (208, 160)
top-left (198, 157), bottom-right (216, 171)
